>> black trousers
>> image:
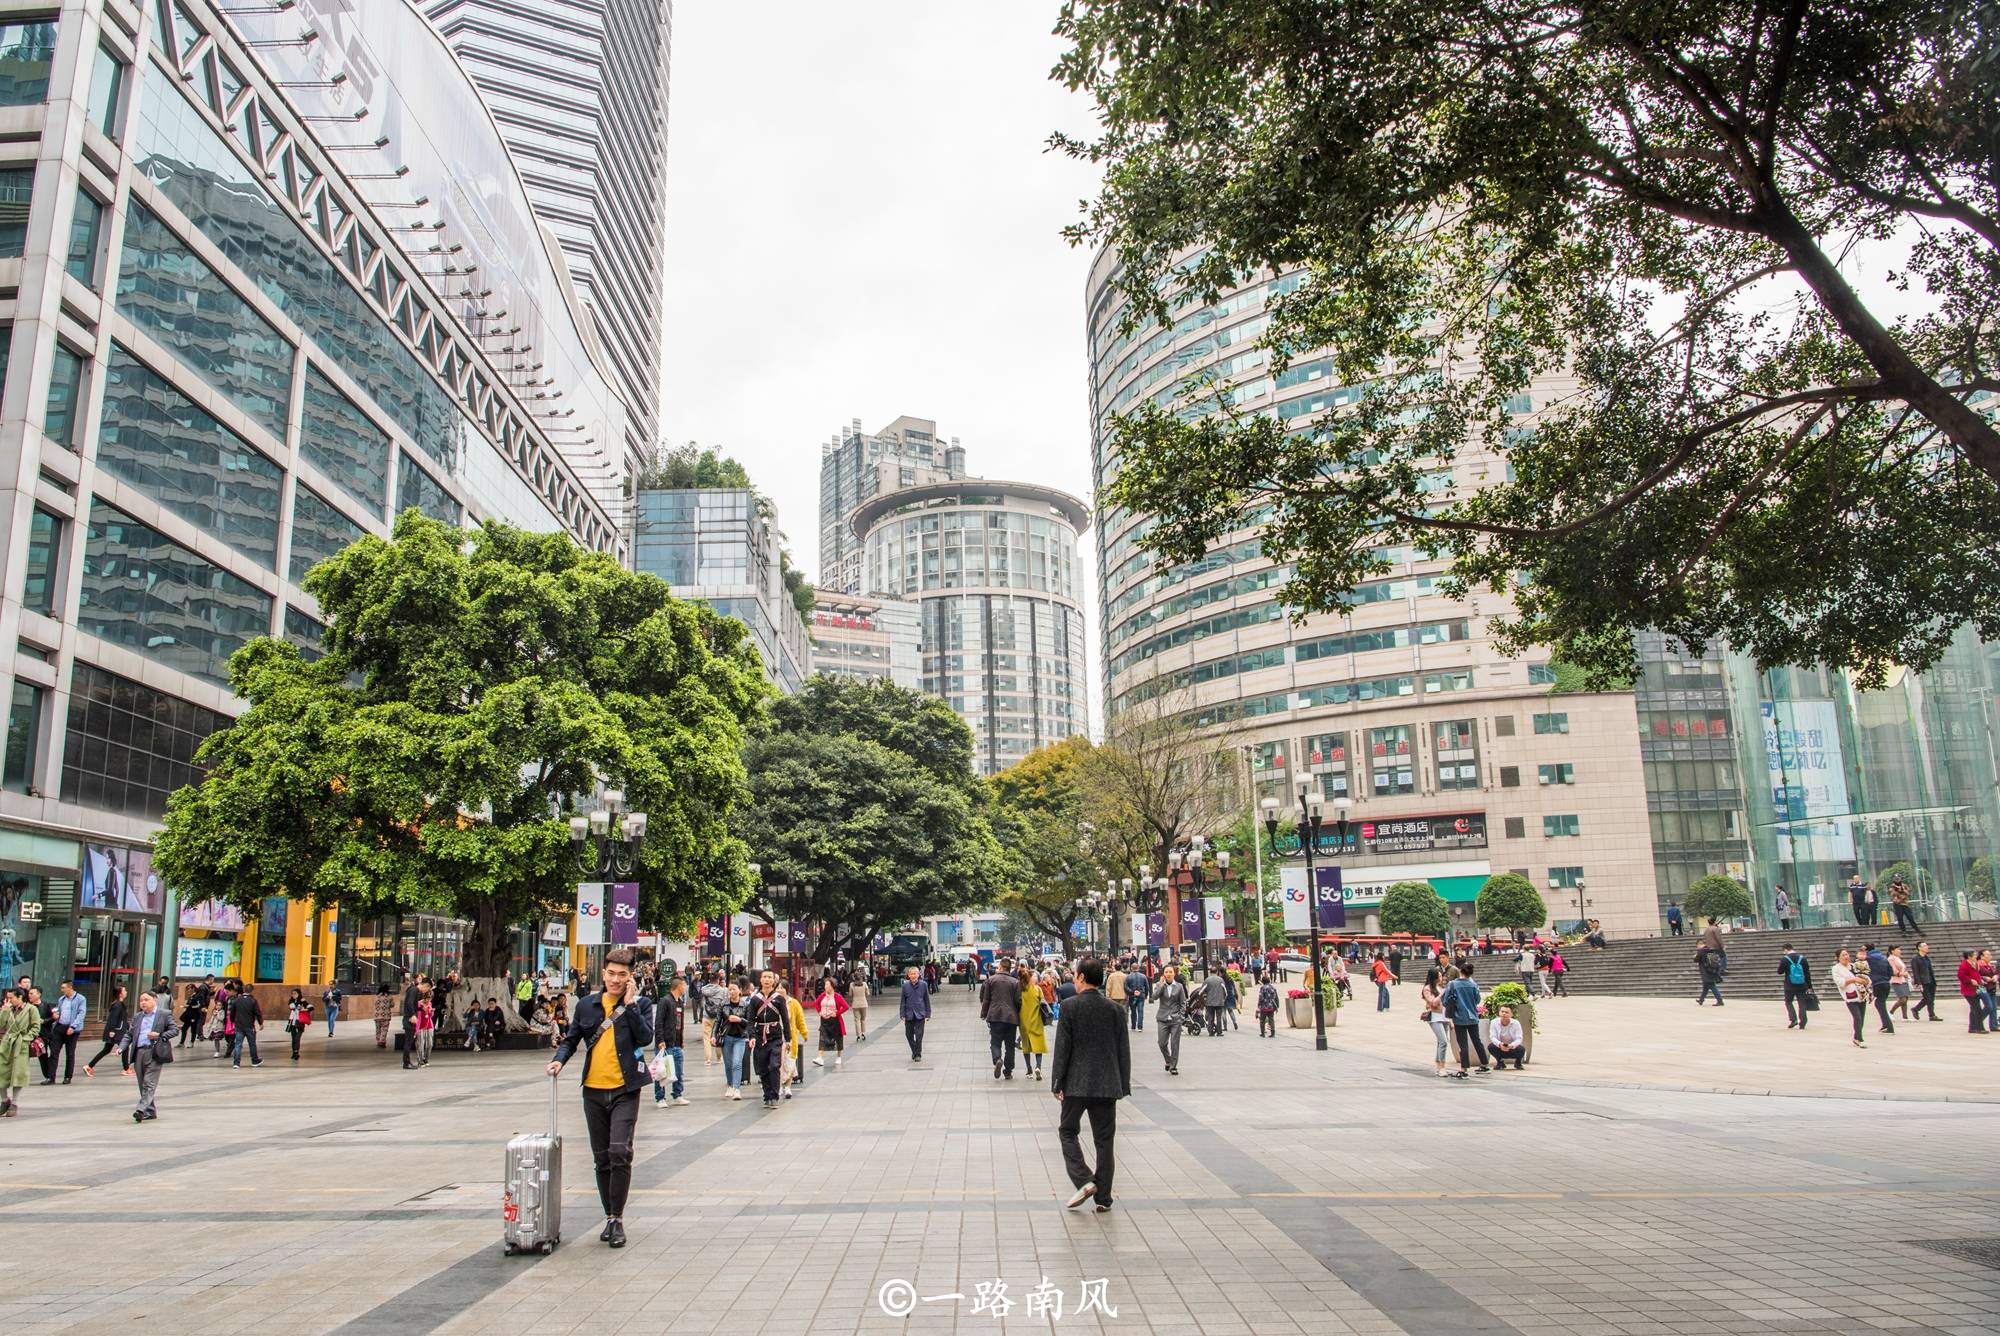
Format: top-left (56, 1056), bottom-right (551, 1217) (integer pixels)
top-left (1892, 904), bottom-right (1918, 934)
top-left (1916, 982), bottom-right (1938, 1020)
top-left (1058, 1096), bottom-right (1116, 1205)
top-left (1453, 1022), bottom-right (1489, 1070)
top-left (1257, 1010), bottom-right (1275, 1036)
top-left (1873, 993), bottom-right (1895, 1032)
top-left (754, 1038), bottom-right (784, 1102)
top-left (987, 1021), bottom-right (1017, 1074)
top-left (49, 1028), bottom-right (78, 1080)
top-left (904, 1017), bottom-right (925, 1059)
top-left (1846, 1000), bottom-right (1867, 1043)
top-left (85, 1037), bottom-right (125, 1070)
top-left (1669, 921), bottom-right (1683, 936)
top-left (581, 1086), bottom-right (641, 1218)
top-left (1491, 1043), bottom-right (1525, 1069)
top-left (1783, 983), bottom-right (1813, 1027)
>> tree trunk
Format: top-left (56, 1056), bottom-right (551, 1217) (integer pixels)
top-left (463, 897), bottom-right (514, 979)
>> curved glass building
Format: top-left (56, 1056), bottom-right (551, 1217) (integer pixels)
top-left (1087, 247), bottom-right (1658, 935)
top-left (853, 478), bottom-right (1089, 776)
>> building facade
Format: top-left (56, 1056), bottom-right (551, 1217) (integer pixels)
top-left (0, 0), bottom-right (622, 1010)
top-left (809, 591), bottom-right (920, 690)
top-left (1086, 247), bottom-right (1659, 936)
top-left (853, 479), bottom-right (1089, 776)
top-left (817, 414), bottom-right (963, 595)
top-left (422, 0), bottom-right (670, 484)
top-left (632, 487), bottom-right (810, 693)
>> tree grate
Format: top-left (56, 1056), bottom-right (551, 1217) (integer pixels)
top-left (1903, 1238), bottom-right (2000, 1270)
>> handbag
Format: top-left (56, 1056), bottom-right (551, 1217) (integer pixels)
top-left (1801, 990), bottom-right (1820, 1012)
top-left (28, 1035), bottom-right (45, 1058)
top-left (152, 1035), bottom-right (174, 1064)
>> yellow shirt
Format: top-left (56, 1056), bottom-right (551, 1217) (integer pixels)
top-left (582, 1021), bottom-right (626, 1089)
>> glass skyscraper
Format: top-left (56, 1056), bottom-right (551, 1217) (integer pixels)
top-left (632, 487), bottom-right (810, 694)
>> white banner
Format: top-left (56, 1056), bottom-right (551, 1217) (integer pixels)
top-left (729, 913), bottom-right (753, 959)
top-left (1203, 896), bottom-right (1226, 940)
top-left (1279, 867), bottom-right (1311, 931)
top-left (575, 882), bottom-right (605, 946)
top-left (1130, 913), bottom-right (1146, 943)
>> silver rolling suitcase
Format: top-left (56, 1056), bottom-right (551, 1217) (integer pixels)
top-left (502, 1076), bottom-right (562, 1255)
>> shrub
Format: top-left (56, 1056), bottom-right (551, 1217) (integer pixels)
top-left (1968, 857), bottom-right (1996, 904)
top-left (1476, 873), bottom-right (1546, 932)
top-left (1682, 874), bottom-right (1753, 922)
top-left (1483, 980), bottom-right (1538, 1031)
top-left (1379, 880), bottom-right (1451, 938)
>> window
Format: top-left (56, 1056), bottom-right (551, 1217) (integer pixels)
top-left (1499, 765), bottom-right (1520, 788)
top-left (78, 499), bottom-right (275, 687)
top-left (396, 452), bottom-right (461, 526)
top-left (20, 506), bottom-right (59, 613)
top-left (60, 661), bottom-right (228, 819)
top-left (66, 190), bottom-right (103, 287)
top-left (1548, 866), bottom-right (1585, 890)
top-left (1424, 669), bottom-right (1474, 693)
top-left (115, 202), bottom-right (294, 436)
top-left (283, 606), bottom-right (325, 661)
top-left (1539, 763), bottom-right (1574, 785)
top-left (0, 22), bottom-right (55, 105)
top-left (1504, 816), bottom-right (1526, 839)
top-left (0, 166), bottom-right (28, 256)
top-left (44, 344), bottom-right (83, 447)
top-left (1543, 814), bottom-right (1581, 837)
top-left (1534, 711), bottom-right (1570, 735)
top-left (299, 366), bottom-right (390, 518)
top-left (1528, 663), bottom-right (1558, 685)
top-left (289, 486), bottom-right (363, 585)
top-left (1494, 714), bottom-right (1516, 737)
top-left (1433, 718), bottom-right (1479, 791)
top-left (98, 347), bottom-right (283, 567)
top-left (88, 45), bottom-right (127, 137)
top-left (3, 680), bottom-right (41, 791)
top-left (1367, 724), bottom-right (1415, 796)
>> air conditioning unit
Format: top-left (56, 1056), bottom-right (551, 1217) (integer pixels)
top-left (1539, 773), bottom-right (1550, 785)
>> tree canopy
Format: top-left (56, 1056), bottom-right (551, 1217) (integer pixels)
top-left (991, 735), bottom-right (1110, 956)
top-left (735, 675), bottom-right (1007, 961)
top-left (1379, 881), bottom-right (1453, 938)
top-left (1683, 873), bottom-right (1755, 920)
top-left (1476, 873), bottom-right (1549, 931)
top-left (632, 442), bottom-right (755, 493)
top-left (1058, 0), bottom-right (2000, 685)
top-left (152, 513), bottom-right (771, 975)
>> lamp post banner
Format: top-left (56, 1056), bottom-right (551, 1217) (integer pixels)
top-left (1313, 866), bottom-right (1346, 930)
top-left (790, 921), bottom-right (811, 954)
top-left (609, 881), bottom-right (639, 945)
top-left (728, 913), bottom-right (752, 961)
top-left (1130, 913), bottom-right (1146, 943)
top-left (575, 882), bottom-right (605, 946)
top-left (702, 920), bottom-right (724, 958)
top-left (1203, 896), bottom-right (1225, 940)
top-left (1280, 867), bottom-right (1311, 931)
top-left (1179, 903), bottom-right (1202, 942)
top-left (1146, 913), bottom-right (1166, 947)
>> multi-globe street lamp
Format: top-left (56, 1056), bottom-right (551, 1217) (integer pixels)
top-left (1262, 785), bottom-right (1351, 1052)
top-left (567, 788), bottom-right (648, 878)
top-left (1166, 836), bottom-right (1229, 976)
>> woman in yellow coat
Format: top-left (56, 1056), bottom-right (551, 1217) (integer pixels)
top-left (780, 984), bottom-right (809, 1100)
top-left (1015, 966), bottom-right (1048, 1081)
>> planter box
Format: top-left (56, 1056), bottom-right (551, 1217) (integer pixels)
top-left (1285, 995), bottom-right (1338, 1028)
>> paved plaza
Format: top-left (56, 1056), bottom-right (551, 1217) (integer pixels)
top-left (5, 984), bottom-right (2000, 1335)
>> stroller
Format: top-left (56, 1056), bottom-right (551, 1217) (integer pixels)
top-left (1180, 1001), bottom-right (1209, 1039)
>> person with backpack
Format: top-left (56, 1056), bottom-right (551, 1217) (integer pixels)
top-left (1695, 945), bottom-right (1725, 1007)
top-left (1777, 944), bottom-right (1814, 1029)
top-left (284, 989), bottom-right (312, 1061)
top-left (811, 975), bottom-right (849, 1070)
top-left (1255, 976), bottom-right (1280, 1037)
top-left (546, 946), bottom-right (653, 1249)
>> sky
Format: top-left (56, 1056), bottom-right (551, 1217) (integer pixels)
top-left (657, 1), bottom-right (1105, 625)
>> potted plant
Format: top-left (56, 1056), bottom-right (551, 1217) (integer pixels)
top-left (1481, 980), bottom-right (1536, 1063)
top-left (1284, 975), bottom-right (1342, 1029)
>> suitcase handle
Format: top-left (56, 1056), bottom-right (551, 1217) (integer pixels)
top-left (547, 1071), bottom-right (558, 1136)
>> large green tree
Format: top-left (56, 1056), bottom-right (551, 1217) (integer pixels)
top-left (991, 736), bottom-right (1108, 958)
top-left (1379, 881), bottom-right (1453, 939)
top-left (1058, 0), bottom-right (2000, 684)
top-left (736, 676), bottom-right (1007, 961)
top-left (1476, 873), bottom-right (1549, 932)
top-left (152, 513), bottom-right (770, 978)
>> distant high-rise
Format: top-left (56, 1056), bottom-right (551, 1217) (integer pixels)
top-left (817, 415), bottom-right (963, 594)
top-left (424, 0), bottom-right (671, 482)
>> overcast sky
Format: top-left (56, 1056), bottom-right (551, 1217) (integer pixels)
top-left (658, 1), bottom-right (1103, 591)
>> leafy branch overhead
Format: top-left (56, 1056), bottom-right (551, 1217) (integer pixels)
top-left (150, 512), bottom-right (772, 974)
top-left (1056, 0), bottom-right (2000, 684)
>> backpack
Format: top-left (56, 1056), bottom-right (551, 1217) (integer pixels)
top-left (1786, 955), bottom-right (1806, 986)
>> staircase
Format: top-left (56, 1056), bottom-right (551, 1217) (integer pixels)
top-left (1556, 919), bottom-right (2000, 1000)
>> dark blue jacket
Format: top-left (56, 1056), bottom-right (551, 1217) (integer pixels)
top-left (1442, 977), bottom-right (1482, 1024)
top-left (1865, 950), bottom-right (1894, 990)
top-left (553, 990), bottom-right (654, 1092)
top-left (898, 979), bottom-right (931, 1020)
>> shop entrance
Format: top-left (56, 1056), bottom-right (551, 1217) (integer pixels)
top-left (72, 912), bottom-right (158, 1014)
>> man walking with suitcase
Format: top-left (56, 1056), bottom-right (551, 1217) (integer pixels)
top-left (547, 947), bottom-right (653, 1248)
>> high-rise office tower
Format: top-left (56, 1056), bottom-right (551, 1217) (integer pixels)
top-left (817, 415), bottom-right (964, 594)
top-left (424, 0), bottom-right (671, 488)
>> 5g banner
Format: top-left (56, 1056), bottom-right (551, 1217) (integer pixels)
top-left (576, 882), bottom-right (605, 946)
top-left (609, 881), bottom-right (639, 945)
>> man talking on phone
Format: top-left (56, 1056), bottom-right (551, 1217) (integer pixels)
top-left (548, 946), bottom-right (653, 1248)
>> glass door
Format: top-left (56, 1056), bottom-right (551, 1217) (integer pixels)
top-left (73, 913), bottom-right (140, 1014)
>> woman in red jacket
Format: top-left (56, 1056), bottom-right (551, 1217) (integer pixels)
top-left (1958, 951), bottom-right (1990, 1033)
top-left (810, 975), bottom-right (849, 1069)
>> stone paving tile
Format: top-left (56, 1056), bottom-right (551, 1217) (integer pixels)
top-left (3, 987), bottom-right (1999, 1333)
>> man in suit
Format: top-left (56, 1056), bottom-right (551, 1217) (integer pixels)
top-left (548, 947), bottom-right (654, 1248)
top-left (122, 990), bottom-right (176, 1122)
top-left (1050, 957), bottom-right (1131, 1213)
top-left (400, 977), bottom-right (423, 1070)
top-left (978, 963), bottom-right (1023, 1080)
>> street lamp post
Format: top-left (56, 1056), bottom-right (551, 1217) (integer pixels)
top-left (568, 788), bottom-right (647, 977)
top-left (1265, 784), bottom-right (1349, 1052)
top-left (1106, 879), bottom-right (1119, 954)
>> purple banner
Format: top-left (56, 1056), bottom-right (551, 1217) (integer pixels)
top-left (1178, 903), bottom-right (1202, 942)
top-left (609, 881), bottom-right (639, 944)
top-left (1314, 866), bottom-right (1347, 930)
top-left (790, 921), bottom-right (810, 954)
top-left (1146, 913), bottom-right (1166, 948)
top-left (703, 919), bottom-right (725, 958)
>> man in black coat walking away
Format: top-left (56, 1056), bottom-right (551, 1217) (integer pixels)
top-left (1050, 957), bottom-right (1131, 1213)
top-left (979, 964), bottom-right (1023, 1079)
